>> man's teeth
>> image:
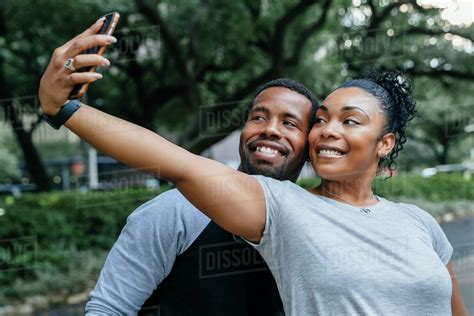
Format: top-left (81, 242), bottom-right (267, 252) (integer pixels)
top-left (256, 146), bottom-right (278, 155)
top-left (318, 149), bottom-right (344, 156)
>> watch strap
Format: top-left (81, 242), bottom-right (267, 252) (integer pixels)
top-left (43, 99), bottom-right (81, 130)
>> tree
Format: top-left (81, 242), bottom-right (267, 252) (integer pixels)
top-left (411, 80), bottom-right (473, 165)
top-left (0, 1), bottom-right (50, 190)
top-left (1, 0), bottom-right (473, 189)
top-left (0, 0), bottom-right (107, 191)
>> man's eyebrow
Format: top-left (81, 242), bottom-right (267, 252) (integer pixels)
top-left (283, 111), bottom-right (303, 123)
top-left (250, 106), bottom-right (304, 124)
top-left (250, 106), bottom-right (270, 114)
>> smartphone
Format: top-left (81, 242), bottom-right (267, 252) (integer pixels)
top-left (69, 12), bottom-right (120, 100)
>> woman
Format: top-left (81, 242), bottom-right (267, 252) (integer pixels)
top-left (39, 20), bottom-right (467, 315)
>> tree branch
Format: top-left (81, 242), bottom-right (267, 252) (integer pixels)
top-left (243, 0), bottom-right (261, 20)
top-left (405, 67), bottom-right (474, 80)
top-left (367, 0), bottom-right (431, 33)
top-left (197, 61), bottom-right (244, 81)
top-left (135, 0), bottom-right (200, 109)
top-left (270, 0), bottom-right (318, 71)
top-left (404, 26), bottom-right (473, 42)
top-left (134, 0), bottom-right (190, 80)
top-left (286, 0), bottom-right (332, 66)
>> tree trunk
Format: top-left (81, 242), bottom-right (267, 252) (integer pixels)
top-left (0, 3), bottom-right (51, 191)
top-left (439, 138), bottom-right (449, 165)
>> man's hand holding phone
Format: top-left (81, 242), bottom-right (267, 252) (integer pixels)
top-left (39, 14), bottom-right (118, 116)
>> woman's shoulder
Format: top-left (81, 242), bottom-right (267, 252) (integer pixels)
top-left (379, 198), bottom-right (439, 226)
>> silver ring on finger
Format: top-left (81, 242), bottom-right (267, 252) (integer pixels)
top-left (64, 58), bottom-right (77, 72)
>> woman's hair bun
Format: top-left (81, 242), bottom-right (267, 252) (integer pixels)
top-left (347, 69), bottom-right (418, 174)
top-left (362, 70), bottom-right (412, 101)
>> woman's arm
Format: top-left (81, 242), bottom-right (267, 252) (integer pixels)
top-left (447, 261), bottom-right (468, 316)
top-left (39, 20), bottom-right (266, 241)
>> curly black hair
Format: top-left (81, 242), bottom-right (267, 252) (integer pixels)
top-left (340, 70), bottom-right (417, 173)
top-left (253, 78), bottom-right (320, 126)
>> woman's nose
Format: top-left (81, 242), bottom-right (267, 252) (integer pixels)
top-left (320, 120), bottom-right (342, 139)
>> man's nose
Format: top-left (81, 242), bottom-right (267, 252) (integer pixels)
top-left (260, 119), bottom-right (282, 138)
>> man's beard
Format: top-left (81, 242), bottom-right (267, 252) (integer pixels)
top-left (242, 159), bottom-right (286, 180)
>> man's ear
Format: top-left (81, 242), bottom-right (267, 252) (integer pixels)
top-left (377, 132), bottom-right (396, 158)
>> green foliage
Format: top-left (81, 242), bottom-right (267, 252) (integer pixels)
top-left (298, 173), bottom-right (474, 218)
top-left (372, 173), bottom-right (474, 201)
top-left (0, 248), bottom-right (107, 304)
top-left (0, 0), bottom-right (472, 190)
top-left (407, 80), bottom-right (474, 165)
top-left (0, 185), bottom-right (170, 303)
top-left (298, 172), bottom-right (474, 201)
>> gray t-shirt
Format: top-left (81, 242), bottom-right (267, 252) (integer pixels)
top-left (247, 176), bottom-right (453, 316)
top-left (85, 189), bottom-right (211, 315)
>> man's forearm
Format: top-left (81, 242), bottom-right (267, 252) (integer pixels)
top-left (63, 103), bottom-right (265, 240)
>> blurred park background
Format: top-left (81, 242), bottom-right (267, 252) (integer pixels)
top-left (0, 0), bottom-right (472, 314)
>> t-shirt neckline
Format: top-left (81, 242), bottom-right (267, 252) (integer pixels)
top-left (292, 184), bottom-right (387, 214)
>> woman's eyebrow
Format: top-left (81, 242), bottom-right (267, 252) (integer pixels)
top-left (342, 106), bottom-right (370, 119)
top-left (318, 105), bottom-right (329, 112)
top-left (319, 104), bottom-right (369, 119)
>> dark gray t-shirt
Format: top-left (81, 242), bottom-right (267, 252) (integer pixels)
top-left (247, 176), bottom-right (453, 316)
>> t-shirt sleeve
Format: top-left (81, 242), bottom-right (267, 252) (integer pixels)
top-left (85, 189), bottom-right (210, 315)
top-left (405, 204), bottom-right (453, 265)
top-left (426, 215), bottom-right (453, 265)
top-left (243, 175), bottom-right (288, 249)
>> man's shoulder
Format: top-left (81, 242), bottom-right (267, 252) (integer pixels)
top-left (128, 188), bottom-right (210, 225)
top-left (251, 175), bottom-right (295, 192)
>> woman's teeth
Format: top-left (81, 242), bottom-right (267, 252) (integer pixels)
top-left (318, 149), bottom-right (344, 157)
top-left (256, 146), bottom-right (278, 155)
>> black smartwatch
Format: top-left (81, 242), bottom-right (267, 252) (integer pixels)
top-left (42, 99), bottom-right (81, 130)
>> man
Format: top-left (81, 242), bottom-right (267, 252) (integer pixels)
top-left (84, 79), bottom-right (318, 315)
top-left (37, 21), bottom-right (318, 315)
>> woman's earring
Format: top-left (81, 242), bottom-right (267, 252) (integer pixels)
top-left (380, 153), bottom-right (387, 159)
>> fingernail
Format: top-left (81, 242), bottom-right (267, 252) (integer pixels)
top-left (102, 58), bottom-right (110, 67)
top-left (106, 36), bottom-right (117, 44)
top-left (96, 16), bottom-right (106, 24)
top-left (92, 73), bottom-right (103, 79)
